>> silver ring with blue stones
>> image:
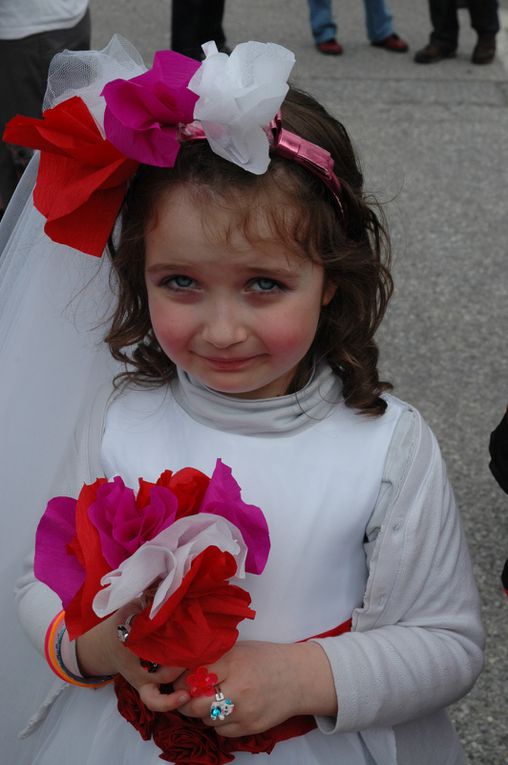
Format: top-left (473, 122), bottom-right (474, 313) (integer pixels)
top-left (210, 686), bottom-right (235, 721)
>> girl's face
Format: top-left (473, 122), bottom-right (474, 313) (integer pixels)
top-left (144, 189), bottom-right (335, 399)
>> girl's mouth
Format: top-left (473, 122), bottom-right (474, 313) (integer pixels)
top-left (199, 355), bottom-right (260, 370)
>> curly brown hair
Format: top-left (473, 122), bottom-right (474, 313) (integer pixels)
top-left (106, 86), bottom-right (393, 415)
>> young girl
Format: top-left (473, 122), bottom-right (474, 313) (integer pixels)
top-left (0, 37), bottom-right (484, 765)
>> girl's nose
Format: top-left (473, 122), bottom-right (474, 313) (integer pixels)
top-left (201, 301), bottom-right (248, 348)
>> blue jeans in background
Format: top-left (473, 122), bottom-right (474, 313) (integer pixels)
top-left (308, 0), bottom-right (394, 44)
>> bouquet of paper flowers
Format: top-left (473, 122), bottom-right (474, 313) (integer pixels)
top-left (34, 459), bottom-right (270, 669)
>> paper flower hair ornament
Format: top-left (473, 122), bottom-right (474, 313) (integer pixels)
top-left (3, 40), bottom-right (294, 257)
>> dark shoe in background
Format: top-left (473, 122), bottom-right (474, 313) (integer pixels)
top-left (414, 42), bottom-right (456, 64)
top-left (316, 39), bottom-right (343, 55)
top-left (371, 33), bottom-right (409, 53)
top-left (471, 34), bottom-right (496, 64)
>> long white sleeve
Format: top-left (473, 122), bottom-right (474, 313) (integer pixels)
top-left (313, 407), bottom-right (484, 733)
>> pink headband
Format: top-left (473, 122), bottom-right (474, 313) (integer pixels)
top-left (179, 114), bottom-right (344, 218)
top-left (269, 113), bottom-right (344, 217)
top-left (3, 41), bottom-right (344, 257)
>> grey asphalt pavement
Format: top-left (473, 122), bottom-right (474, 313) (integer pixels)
top-left (90, 1), bottom-right (508, 761)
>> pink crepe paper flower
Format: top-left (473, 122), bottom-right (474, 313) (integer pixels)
top-left (87, 476), bottom-right (179, 569)
top-left (203, 461), bottom-right (270, 575)
top-left (34, 496), bottom-right (84, 610)
top-left (102, 50), bottom-right (200, 166)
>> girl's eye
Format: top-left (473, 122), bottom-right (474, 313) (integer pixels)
top-left (249, 278), bottom-right (284, 293)
top-left (164, 275), bottom-right (196, 290)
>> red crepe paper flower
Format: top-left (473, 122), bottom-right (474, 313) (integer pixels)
top-left (3, 96), bottom-right (138, 257)
top-left (125, 547), bottom-right (255, 667)
top-left (139, 467), bottom-right (211, 520)
top-left (65, 480), bottom-right (115, 639)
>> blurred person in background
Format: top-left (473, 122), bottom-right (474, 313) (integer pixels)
top-left (0, 0), bottom-right (90, 218)
top-left (414, 0), bottom-right (499, 64)
top-left (308, 0), bottom-right (408, 56)
top-left (489, 407), bottom-right (508, 595)
top-left (171, 0), bottom-right (229, 60)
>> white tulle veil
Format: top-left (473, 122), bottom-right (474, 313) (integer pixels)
top-left (0, 37), bottom-right (146, 760)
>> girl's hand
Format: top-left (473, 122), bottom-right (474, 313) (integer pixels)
top-left (75, 606), bottom-right (191, 712)
top-left (173, 640), bottom-right (337, 737)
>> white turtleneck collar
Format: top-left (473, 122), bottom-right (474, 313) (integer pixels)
top-left (170, 363), bottom-right (343, 437)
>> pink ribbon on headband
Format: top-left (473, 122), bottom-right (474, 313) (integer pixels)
top-left (269, 113), bottom-right (344, 218)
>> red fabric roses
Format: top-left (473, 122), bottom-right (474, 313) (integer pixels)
top-left (114, 676), bottom-right (316, 765)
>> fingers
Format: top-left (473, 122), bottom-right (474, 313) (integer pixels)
top-left (176, 699), bottom-right (251, 739)
top-left (171, 641), bottom-right (309, 737)
top-left (78, 604), bottom-right (195, 714)
top-left (113, 606), bottom-right (187, 692)
top-left (178, 688), bottom-right (235, 723)
top-left (176, 696), bottom-right (208, 719)
top-left (170, 672), bottom-right (250, 736)
top-left (139, 682), bottom-right (191, 713)
top-left (172, 663), bottom-right (237, 728)
top-left (126, 661), bottom-right (184, 691)
top-left (206, 721), bottom-right (243, 738)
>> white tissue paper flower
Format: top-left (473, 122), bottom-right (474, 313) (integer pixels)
top-left (188, 40), bottom-right (295, 174)
top-left (92, 513), bottom-right (248, 619)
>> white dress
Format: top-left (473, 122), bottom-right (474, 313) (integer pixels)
top-left (26, 364), bottom-right (404, 765)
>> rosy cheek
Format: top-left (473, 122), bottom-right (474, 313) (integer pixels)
top-left (150, 305), bottom-right (192, 349)
top-left (270, 313), bottom-right (318, 348)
